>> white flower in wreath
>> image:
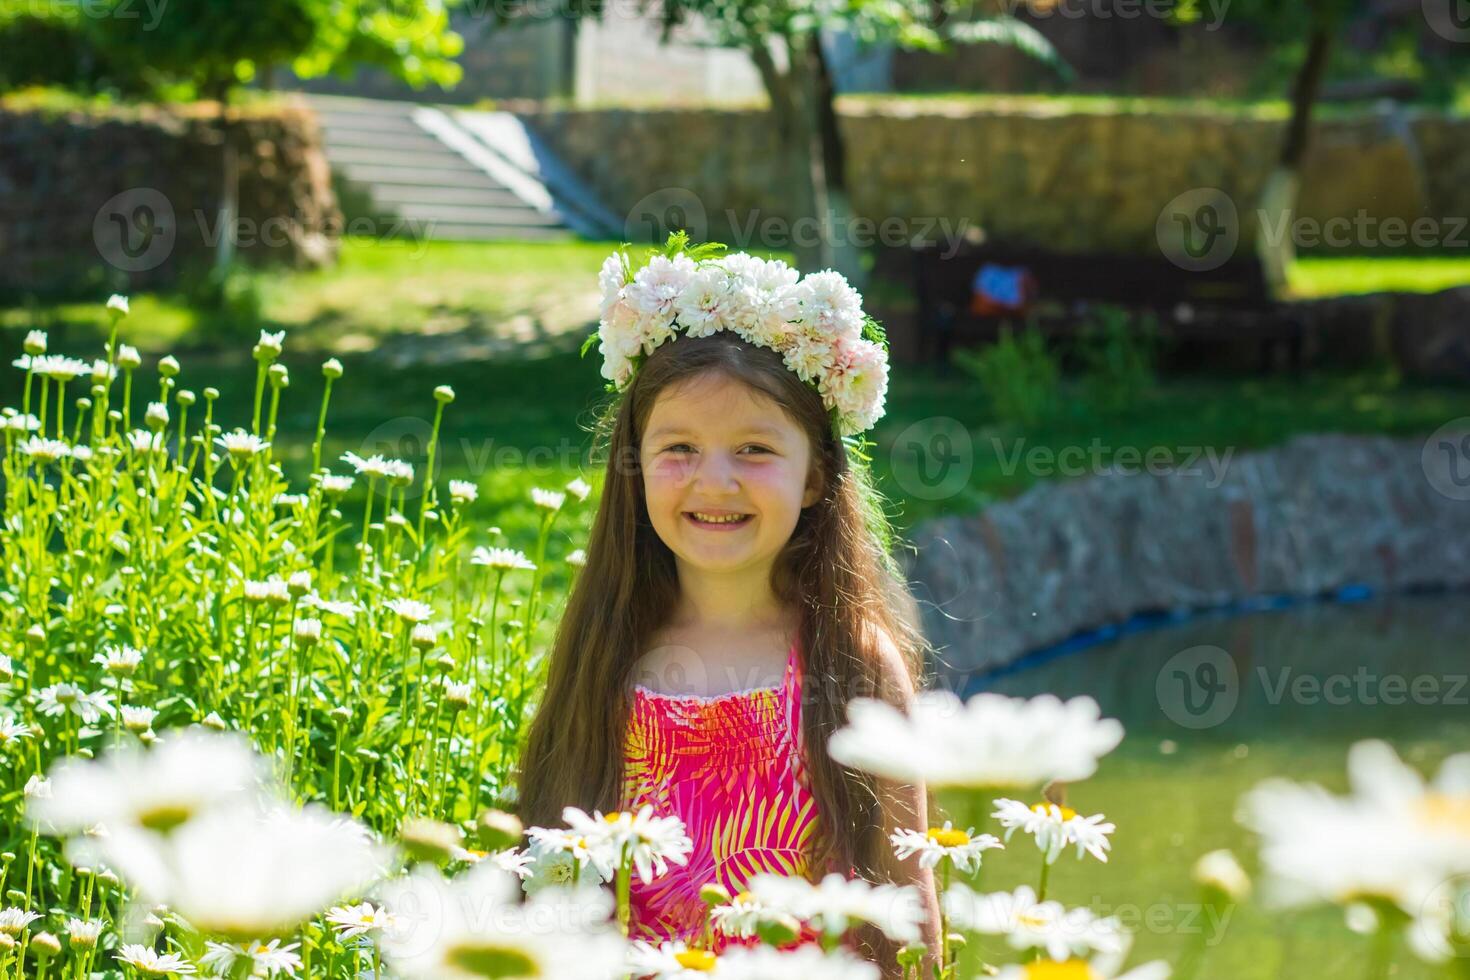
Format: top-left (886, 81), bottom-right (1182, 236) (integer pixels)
top-left (675, 265), bottom-right (742, 339)
top-left (625, 253), bottom-right (696, 344)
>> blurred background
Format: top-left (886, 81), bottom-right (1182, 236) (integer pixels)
top-left (2, 1), bottom-right (1468, 975)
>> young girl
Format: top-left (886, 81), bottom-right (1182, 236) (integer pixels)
top-left (517, 236), bottom-right (942, 976)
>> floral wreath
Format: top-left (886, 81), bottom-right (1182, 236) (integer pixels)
top-left (582, 232), bottom-right (890, 441)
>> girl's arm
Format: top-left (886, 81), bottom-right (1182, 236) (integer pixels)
top-left (870, 626), bottom-right (944, 979)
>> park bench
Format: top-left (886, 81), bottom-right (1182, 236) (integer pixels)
top-left (885, 240), bottom-right (1304, 372)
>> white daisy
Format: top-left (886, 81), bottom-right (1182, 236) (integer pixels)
top-left (28, 727), bottom-right (265, 834)
top-left (339, 451), bottom-right (410, 481)
top-left (449, 480), bottom-right (478, 504)
top-left (719, 942), bottom-right (882, 980)
top-left (0, 907), bottom-right (42, 936)
top-left (745, 871), bottom-right (923, 943)
top-left (943, 883), bottom-right (1126, 961)
top-left (215, 430), bottom-right (270, 462)
top-left (319, 474), bottom-right (354, 495)
top-left (566, 477), bottom-right (592, 502)
top-left (470, 547), bottom-right (536, 571)
top-left (626, 939), bottom-right (723, 979)
top-left (201, 938), bottom-right (300, 978)
top-left (377, 864), bottom-right (627, 979)
top-left (121, 706), bottom-right (158, 734)
top-left (531, 487), bottom-right (566, 512)
top-left (91, 802), bottom-right (388, 940)
top-left (828, 691), bottom-right (1124, 790)
top-left (520, 822), bottom-right (619, 894)
top-left (0, 717), bottom-right (33, 747)
top-left (93, 644), bottom-right (145, 675)
top-left (386, 597), bottom-right (434, 624)
top-left (707, 890), bottom-right (777, 939)
top-left (890, 820), bottom-right (1003, 873)
top-left (993, 799), bottom-right (1115, 864)
top-left (243, 579), bottom-right (290, 604)
top-left (325, 901), bottom-right (394, 939)
top-left (64, 917), bottom-right (103, 948)
top-left (563, 805), bottom-right (692, 886)
top-left (1239, 739), bottom-right (1470, 915)
top-left (116, 943), bottom-right (197, 975)
top-left (34, 683), bottom-right (113, 723)
top-left (19, 436), bottom-right (72, 463)
top-left (1193, 849), bottom-right (1250, 900)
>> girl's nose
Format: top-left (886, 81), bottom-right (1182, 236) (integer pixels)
top-left (690, 452), bottom-right (739, 494)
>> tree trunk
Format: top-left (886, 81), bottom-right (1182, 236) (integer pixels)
top-left (748, 34), bottom-right (864, 282)
top-left (809, 30), bottom-right (867, 289)
top-left (1256, 18), bottom-right (1333, 295)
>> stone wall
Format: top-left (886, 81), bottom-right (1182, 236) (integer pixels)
top-left (516, 100), bottom-right (1470, 256)
top-left (901, 433), bottom-right (1470, 682)
top-left (0, 98), bottom-right (340, 297)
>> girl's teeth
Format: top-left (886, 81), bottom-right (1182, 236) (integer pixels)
top-left (692, 513), bottom-right (747, 524)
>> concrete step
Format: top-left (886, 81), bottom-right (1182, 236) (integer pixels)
top-left (421, 223), bottom-right (576, 241)
top-left (334, 161), bottom-right (507, 186)
top-left (316, 129), bottom-right (448, 153)
top-left (368, 185), bottom-right (528, 208)
top-left (391, 203), bottom-right (563, 226)
top-left (325, 144), bottom-right (483, 171)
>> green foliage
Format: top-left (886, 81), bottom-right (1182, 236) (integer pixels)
top-left (952, 322), bottom-right (1059, 428)
top-left (1073, 305), bottom-right (1158, 415)
top-left (0, 0), bottom-right (465, 100)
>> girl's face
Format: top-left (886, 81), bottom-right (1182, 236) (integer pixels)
top-left (639, 371), bottom-right (822, 576)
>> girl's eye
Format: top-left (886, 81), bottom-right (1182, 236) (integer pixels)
top-left (663, 444), bottom-right (694, 454)
top-left (740, 445), bottom-right (772, 455)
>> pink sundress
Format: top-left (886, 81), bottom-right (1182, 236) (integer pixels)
top-left (620, 635), bottom-right (836, 951)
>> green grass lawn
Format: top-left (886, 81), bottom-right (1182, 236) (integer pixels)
top-left (1289, 255), bottom-right (1470, 298)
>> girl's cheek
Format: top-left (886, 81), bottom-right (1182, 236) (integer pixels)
top-left (646, 457), bottom-right (696, 488)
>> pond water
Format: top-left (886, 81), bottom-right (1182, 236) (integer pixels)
top-left (936, 592), bottom-right (1469, 980)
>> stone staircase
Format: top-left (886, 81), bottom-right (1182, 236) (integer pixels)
top-left (301, 94), bottom-right (619, 242)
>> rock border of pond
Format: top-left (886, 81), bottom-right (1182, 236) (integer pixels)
top-left (903, 431), bottom-right (1470, 682)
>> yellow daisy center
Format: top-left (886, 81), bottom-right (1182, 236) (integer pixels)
top-left (1419, 794), bottom-right (1470, 837)
top-left (139, 804), bottom-right (195, 833)
top-left (927, 827), bottom-right (972, 848)
top-left (674, 949), bottom-right (718, 971)
top-left (1024, 960), bottom-right (1097, 980)
top-left (1032, 802), bottom-right (1077, 821)
top-left (733, 891), bottom-right (755, 905)
top-left (444, 941), bottom-right (540, 976)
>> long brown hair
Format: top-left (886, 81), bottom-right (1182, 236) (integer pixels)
top-left (517, 331), bottom-right (931, 961)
